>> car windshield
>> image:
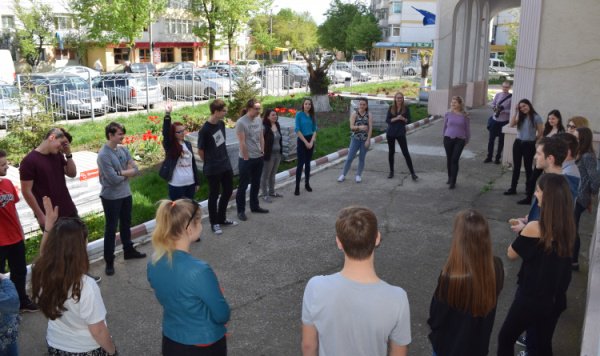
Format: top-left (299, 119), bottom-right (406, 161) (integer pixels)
top-left (198, 70), bottom-right (222, 79)
top-left (47, 77), bottom-right (90, 91)
top-left (0, 85), bottom-right (19, 99)
top-left (237, 61), bottom-right (248, 65)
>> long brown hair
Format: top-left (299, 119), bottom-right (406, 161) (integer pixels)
top-left (390, 92), bottom-right (406, 115)
top-left (575, 127), bottom-right (595, 160)
top-left (31, 218), bottom-right (90, 320)
top-left (436, 209), bottom-right (497, 317)
top-left (301, 97), bottom-right (316, 124)
top-left (168, 121), bottom-right (185, 159)
top-left (537, 173), bottom-right (575, 257)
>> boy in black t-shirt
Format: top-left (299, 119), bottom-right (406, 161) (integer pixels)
top-left (197, 100), bottom-right (238, 235)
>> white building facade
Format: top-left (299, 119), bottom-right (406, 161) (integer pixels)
top-left (370, 0), bottom-right (437, 62)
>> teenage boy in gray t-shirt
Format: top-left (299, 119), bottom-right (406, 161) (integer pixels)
top-left (301, 206), bottom-right (411, 356)
top-left (235, 99), bottom-right (268, 221)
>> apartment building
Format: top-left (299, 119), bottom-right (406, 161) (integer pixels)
top-left (370, 0), bottom-right (436, 62)
top-left (0, 0), bottom-right (245, 71)
top-left (489, 9), bottom-right (519, 59)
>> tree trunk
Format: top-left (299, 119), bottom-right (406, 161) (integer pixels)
top-left (312, 94), bottom-right (331, 113)
top-left (420, 77), bottom-right (428, 87)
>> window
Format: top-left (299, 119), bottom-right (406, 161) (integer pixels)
top-left (54, 49), bottom-right (75, 60)
top-left (392, 1), bottom-right (402, 14)
top-left (54, 15), bottom-right (77, 30)
top-left (161, 48), bottom-right (174, 62)
top-left (181, 47), bottom-right (194, 61)
top-left (381, 27), bottom-right (389, 38)
top-left (390, 25), bottom-right (400, 37)
top-left (139, 49), bottom-right (150, 62)
top-left (376, 9), bottom-right (387, 20)
top-left (168, 0), bottom-right (189, 9)
top-left (1, 15), bottom-right (14, 29)
top-left (167, 19), bottom-right (195, 34)
top-left (113, 48), bottom-right (130, 64)
top-left (410, 49), bottom-right (419, 62)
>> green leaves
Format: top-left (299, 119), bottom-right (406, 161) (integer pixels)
top-left (13, 0), bottom-right (55, 68)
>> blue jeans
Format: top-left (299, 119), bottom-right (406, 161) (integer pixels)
top-left (101, 195), bottom-right (133, 263)
top-left (168, 183), bottom-right (196, 201)
top-left (342, 137), bottom-right (368, 176)
top-left (236, 157), bottom-right (264, 213)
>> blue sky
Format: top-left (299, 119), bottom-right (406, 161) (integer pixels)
top-left (272, 0), bottom-right (370, 25)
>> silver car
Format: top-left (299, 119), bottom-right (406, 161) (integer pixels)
top-left (333, 62), bottom-right (371, 81)
top-left (0, 83), bottom-right (44, 127)
top-left (158, 70), bottom-right (230, 100)
top-left (36, 74), bottom-right (109, 119)
top-left (93, 73), bottom-right (162, 111)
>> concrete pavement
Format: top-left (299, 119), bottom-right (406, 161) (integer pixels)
top-left (18, 106), bottom-right (589, 355)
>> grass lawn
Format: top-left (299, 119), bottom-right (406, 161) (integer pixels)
top-left (334, 80), bottom-right (421, 98)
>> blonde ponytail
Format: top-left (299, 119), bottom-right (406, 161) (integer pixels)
top-left (151, 199), bottom-right (201, 264)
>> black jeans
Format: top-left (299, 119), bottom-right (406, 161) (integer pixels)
top-left (162, 335), bottom-right (226, 356)
top-left (526, 168), bottom-right (544, 199)
top-left (573, 201), bottom-right (587, 264)
top-left (511, 139), bottom-right (536, 193)
top-left (497, 290), bottom-right (561, 356)
top-left (168, 184), bottom-right (196, 201)
top-left (206, 170), bottom-right (234, 225)
top-left (487, 119), bottom-right (509, 160)
top-left (296, 136), bottom-right (314, 186)
top-left (443, 136), bottom-right (466, 185)
top-left (387, 135), bottom-right (415, 174)
top-left (101, 195), bottom-right (133, 263)
top-left (0, 240), bottom-right (28, 305)
top-left (236, 157), bottom-right (263, 213)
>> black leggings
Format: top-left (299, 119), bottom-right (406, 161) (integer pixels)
top-left (0, 240), bottom-right (28, 305)
top-left (443, 136), bottom-right (466, 185)
top-left (296, 136), bottom-right (314, 185)
top-left (162, 335), bottom-right (227, 356)
top-left (510, 139), bottom-right (536, 193)
top-left (387, 135), bottom-right (415, 174)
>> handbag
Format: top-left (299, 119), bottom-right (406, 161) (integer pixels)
top-left (487, 115), bottom-right (495, 131)
top-left (158, 159), bottom-right (171, 181)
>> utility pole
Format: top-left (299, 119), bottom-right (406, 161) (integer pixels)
top-left (149, 9), bottom-right (154, 64)
top-left (269, 9), bottom-right (273, 61)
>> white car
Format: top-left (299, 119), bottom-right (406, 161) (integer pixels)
top-left (328, 68), bottom-right (352, 84)
top-left (489, 67), bottom-right (513, 81)
top-left (54, 66), bottom-right (101, 80)
top-left (333, 62), bottom-right (371, 81)
top-left (235, 60), bottom-right (261, 74)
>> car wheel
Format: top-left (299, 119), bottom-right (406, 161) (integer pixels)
top-left (204, 87), bottom-right (216, 99)
top-left (163, 88), bottom-right (175, 100)
top-left (408, 68), bottom-right (415, 76)
top-left (109, 97), bottom-right (118, 112)
top-left (149, 104), bottom-right (155, 109)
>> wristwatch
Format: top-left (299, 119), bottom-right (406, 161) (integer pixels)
top-left (65, 154), bottom-right (73, 159)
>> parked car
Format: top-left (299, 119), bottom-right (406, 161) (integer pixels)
top-left (270, 64), bottom-right (309, 88)
top-left (109, 62), bottom-right (157, 74)
top-left (158, 69), bottom-right (230, 100)
top-left (333, 62), bottom-right (371, 81)
top-left (489, 67), bottom-right (513, 81)
top-left (53, 66), bottom-right (101, 80)
top-left (235, 60), bottom-right (261, 74)
top-left (489, 59), bottom-right (513, 74)
top-left (0, 82), bottom-right (44, 127)
top-left (93, 73), bottom-right (162, 111)
top-left (206, 66), bottom-right (262, 90)
top-left (157, 62), bottom-right (195, 74)
top-left (327, 67), bottom-right (352, 84)
top-left (351, 54), bottom-right (368, 62)
top-left (403, 64), bottom-right (420, 76)
top-left (36, 74), bottom-right (108, 119)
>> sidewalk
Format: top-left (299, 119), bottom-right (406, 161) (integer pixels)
top-left (18, 106), bottom-right (589, 355)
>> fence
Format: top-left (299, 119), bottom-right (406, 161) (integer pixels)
top-left (0, 60), bottom-right (422, 132)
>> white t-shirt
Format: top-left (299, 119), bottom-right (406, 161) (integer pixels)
top-left (302, 272), bottom-right (411, 356)
top-left (46, 275), bottom-right (107, 353)
top-left (170, 143), bottom-right (195, 187)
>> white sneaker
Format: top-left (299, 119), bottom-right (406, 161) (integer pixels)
top-left (355, 175), bottom-right (362, 183)
top-left (211, 224), bottom-right (223, 235)
top-left (337, 174), bottom-right (345, 182)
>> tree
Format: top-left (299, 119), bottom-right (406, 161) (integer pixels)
top-left (318, 0), bottom-right (365, 60)
top-left (13, 0), bottom-right (55, 68)
top-left (70, 0), bottom-right (167, 61)
top-left (272, 10), bottom-right (318, 55)
top-left (345, 13), bottom-right (381, 59)
top-left (503, 22), bottom-right (519, 68)
top-left (190, 0), bottom-right (221, 61)
top-left (220, 0), bottom-right (267, 61)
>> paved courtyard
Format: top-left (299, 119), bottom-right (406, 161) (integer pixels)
top-left (18, 107), bottom-right (589, 355)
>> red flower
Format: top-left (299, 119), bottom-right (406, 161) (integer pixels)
top-left (288, 109), bottom-right (297, 115)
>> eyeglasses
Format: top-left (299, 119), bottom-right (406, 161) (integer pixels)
top-left (186, 201), bottom-right (200, 229)
top-left (567, 124), bottom-right (577, 129)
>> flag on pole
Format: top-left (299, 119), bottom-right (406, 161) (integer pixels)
top-left (412, 7), bottom-right (436, 26)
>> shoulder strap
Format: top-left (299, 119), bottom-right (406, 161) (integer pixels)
top-left (498, 93), bottom-right (512, 106)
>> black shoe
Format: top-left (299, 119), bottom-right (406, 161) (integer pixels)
top-left (388, 172), bottom-right (394, 179)
top-left (105, 261), bottom-right (115, 276)
top-left (494, 158), bottom-right (501, 164)
top-left (294, 186), bottom-right (300, 196)
top-left (238, 212), bottom-right (248, 221)
top-left (504, 188), bottom-right (517, 195)
top-left (517, 197), bottom-right (532, 205)
top-left (19, 298), bottom-right (39, 313)
top-left (251, 207), bottom-right (269, 213)
top-left (305, 183), bottom-right (313, 192)
top-left (124, 248), bottom-right (147, 260)
top-left (483, 158), bottom-right (492, 163)
top-left (449, 183), bottom-right (456, 189)
top-left (411, 173), bottom-right (418, 181)
top-left (572, 262), bottom-right (580, 271)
